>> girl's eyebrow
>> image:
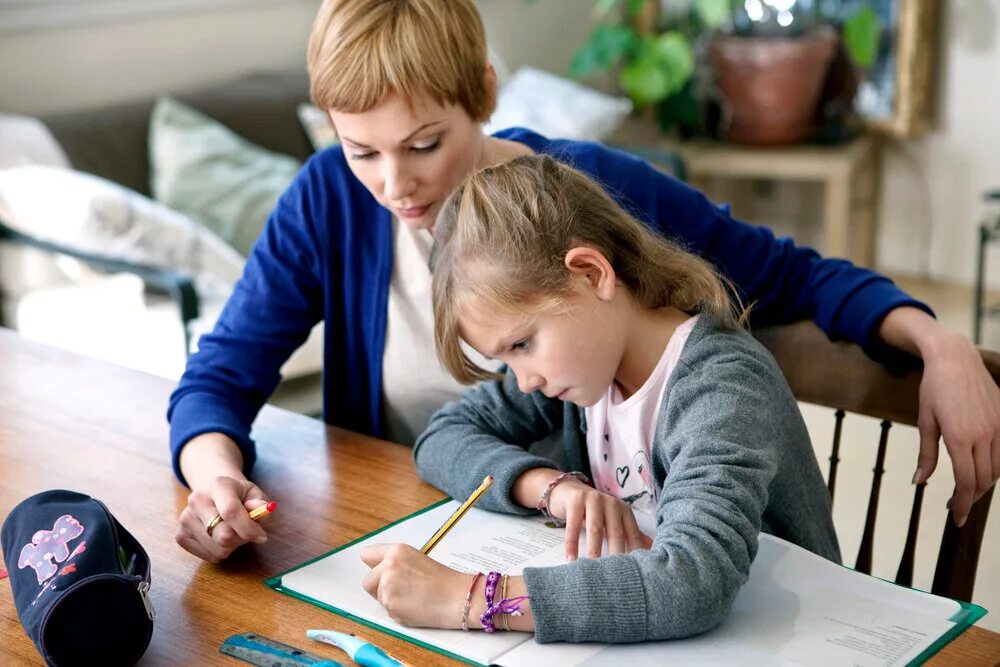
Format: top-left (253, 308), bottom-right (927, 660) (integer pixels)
top-left (339, 120), bottom-right (445, 149)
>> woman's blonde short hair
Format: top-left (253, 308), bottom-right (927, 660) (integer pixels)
top-left (430, 155), bottom-right (748, 384)
top-left (308, 0), bottom-right (495, 121)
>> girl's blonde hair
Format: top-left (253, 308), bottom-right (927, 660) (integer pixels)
top-left (431, 155), bottom-right (748, 384)
top-left (307, 0), bottom-right (495, 121)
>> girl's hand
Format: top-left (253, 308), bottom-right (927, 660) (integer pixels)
top-left (175, 476), bottom-right (270, 563)
top-left (360, 544), bottom-right (470, 628)
top-left (546, 480), bottom-right (652, 560)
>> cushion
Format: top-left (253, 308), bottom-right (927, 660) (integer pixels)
top-left (149, 97), bottom-right (301, 257)
top-left (297, 103), bottom-right (340, 151)
top-left (0, 165), bottom-right (245, 300)
top-left (483, 67), bottom-right (633, 141)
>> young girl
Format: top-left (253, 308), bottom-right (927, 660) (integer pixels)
top-left (359, 155), bottom-right (840, 643)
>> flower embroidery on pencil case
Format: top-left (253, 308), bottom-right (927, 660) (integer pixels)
top-left (18, 515), bottom-right (85, 585)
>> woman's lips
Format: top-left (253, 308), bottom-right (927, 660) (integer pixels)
top-left (397, 204), bottom-right (430, 219)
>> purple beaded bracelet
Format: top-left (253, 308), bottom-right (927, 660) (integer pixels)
top-left (479, 571), bottom-right (530, 633)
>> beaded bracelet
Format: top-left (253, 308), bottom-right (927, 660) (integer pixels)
top-left (500, 575), bottom-right (511, 631)
top-left (536, 471), bottom-right (592, 527)
top-left (479, 571), bottom-right (530, 633)
top-left (461, 572), bottom-right (484, 632)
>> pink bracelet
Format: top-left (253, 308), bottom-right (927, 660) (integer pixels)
top-left (536, 471), bottom-right (591, 528)
top-left (461, 572), bottom-right (484, 631)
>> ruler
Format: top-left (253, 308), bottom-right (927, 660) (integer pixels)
top-left (220, 633), bottom-right (345, 667)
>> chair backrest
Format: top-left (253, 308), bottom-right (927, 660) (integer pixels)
top-left (754, 320), bottom-right (998, 602)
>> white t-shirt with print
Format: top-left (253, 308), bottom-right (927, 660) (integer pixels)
top-left (584, 315), bottom-right (700, 516)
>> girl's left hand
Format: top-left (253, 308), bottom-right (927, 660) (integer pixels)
top-left (360, 543), bottom-right (470, 629)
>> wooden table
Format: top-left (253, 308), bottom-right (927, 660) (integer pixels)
top-left (1, 329), bottom-right (998, 666)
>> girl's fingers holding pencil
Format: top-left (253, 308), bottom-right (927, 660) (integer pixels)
top-left (360, 543), bottom-right (391, 567)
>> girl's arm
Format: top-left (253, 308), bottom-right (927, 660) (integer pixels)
top-left (520, 332), bottom-right (817, 644)
top-left (413, 367), bottom-right (569, 515)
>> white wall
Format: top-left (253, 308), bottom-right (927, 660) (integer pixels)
top-left (0, 1), bottom-right (321, 115)
top-left (877, 1), bottom-right (1000, 287)
top-left (0, 0), bottom-right (596, 116)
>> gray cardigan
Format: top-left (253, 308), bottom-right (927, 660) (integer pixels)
top-left (413, 316), bottom-right (840, 644)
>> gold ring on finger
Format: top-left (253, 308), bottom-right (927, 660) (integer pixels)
top-left (205, 513), bottom-right (223, 537)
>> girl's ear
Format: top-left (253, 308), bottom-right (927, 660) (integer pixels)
top-left (564, 246), bottom-right (616, 301)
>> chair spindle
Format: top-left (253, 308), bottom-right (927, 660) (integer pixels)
top-left (827, 409), bottom-right (845, 503)
top-left (856, 420), bottom-right (891, 574)
top-left (895, 482), bottom-right (927, 587)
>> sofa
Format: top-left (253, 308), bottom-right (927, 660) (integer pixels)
top-left (0, 71), bottom-right (325, 413)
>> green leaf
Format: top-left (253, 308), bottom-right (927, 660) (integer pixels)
top-left (593, 0), bottom-right (622, 19)
top-left (652, 31), bottom-right (695, 94)
top-left (843, 5), bottom-right (879, 69)
top-left (694, 0), bottom-right (730, 29)
top-left (625, 0), bottom-right (648, 20)
top-left (620, 52), bottom-right (672, 106)
top-left (568, 24), bottom-right (635, 79)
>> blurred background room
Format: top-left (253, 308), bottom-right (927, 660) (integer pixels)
top-left (1, 0), bottom-right (998, 632)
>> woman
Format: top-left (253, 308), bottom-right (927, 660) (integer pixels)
top-left (170, 0), bottom-right (999, 563)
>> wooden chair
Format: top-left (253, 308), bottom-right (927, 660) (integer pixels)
top-left (754, 321), bottom-right (998, 603)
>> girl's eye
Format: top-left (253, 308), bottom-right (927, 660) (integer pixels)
top-left (411, 139), bottom-right (440, 154)
top-left (511, 339), bottom-right (531, 353)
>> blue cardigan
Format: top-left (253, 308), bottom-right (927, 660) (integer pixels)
top-left (167, 128), bottom-right (928, 484)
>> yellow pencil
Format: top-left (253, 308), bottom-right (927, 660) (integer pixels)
top-left (248, 501), bottom-right (277, 521)
top-left (421, 475), bottom-right (493, 554)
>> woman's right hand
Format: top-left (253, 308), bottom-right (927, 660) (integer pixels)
top-left (175, 433), bottom-right (270, 562)
top-left (547, 479), bottom-right (652, 561)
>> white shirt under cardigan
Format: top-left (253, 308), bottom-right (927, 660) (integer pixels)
top-left (585, 315), bottom-right (699, 517)
top-left (381, 219), bottom-right (499, 445)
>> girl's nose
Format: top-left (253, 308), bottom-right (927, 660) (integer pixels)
top-left (516, 370), bottom-right (544, 395)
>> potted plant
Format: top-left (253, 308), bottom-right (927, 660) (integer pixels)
top-left (569, 0), bottom-right (879, 143)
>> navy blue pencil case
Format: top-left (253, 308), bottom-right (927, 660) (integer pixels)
top-left (1, 489), bottom-right (155, 666)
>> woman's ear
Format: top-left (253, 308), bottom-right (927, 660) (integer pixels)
top-left (564, 246), bottom-right (616, 301)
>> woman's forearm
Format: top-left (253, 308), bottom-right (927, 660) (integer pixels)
top-left (877, 306), bottom-right (960, 358)
top-left (178, 432), bottom-right (247, 490)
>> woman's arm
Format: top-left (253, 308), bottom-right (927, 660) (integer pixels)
top-left (168, 167), bottom-right (325, 487)
top-left (592, 146), bottom-right (1000, 525)
top-left (879, 307), bottom-right (1000, 524)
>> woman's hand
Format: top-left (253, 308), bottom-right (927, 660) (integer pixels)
top-left (916, 332), bottom-right (1000, 525)
top-left (175, 476), bottom-right (271, 562)
top-left (880, 307), bottom-right (1000, 526)
top-left (360, 544), bottom-right (470, 629)
top-left (175, 432), bottom-right (271, 562)
top-left (546, 480), bottom-right (652, 561)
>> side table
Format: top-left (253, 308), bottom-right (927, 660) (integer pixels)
top-left (610, 118), bottom-right (882, 267)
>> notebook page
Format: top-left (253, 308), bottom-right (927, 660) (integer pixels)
top-left (495, 534), bottom-right (965, 667)
top-left (279, 502), bottom-right (558, 665)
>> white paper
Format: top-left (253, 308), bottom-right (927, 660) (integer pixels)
top-left (278, 502), bottom-right (973, 667)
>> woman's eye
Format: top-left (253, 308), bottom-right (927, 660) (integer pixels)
top-left (350, 151), bottom-right (376, 161)
top-left (411, 139), bottom-right (440, 154)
